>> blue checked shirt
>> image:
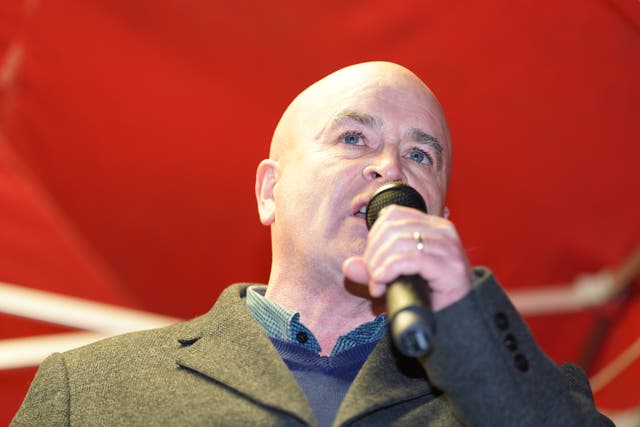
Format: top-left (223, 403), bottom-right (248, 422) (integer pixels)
top-left (246, 285), bottom-right (387, 356)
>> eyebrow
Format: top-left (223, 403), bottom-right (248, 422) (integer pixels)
top-left (332, 111), bottom-right (383, 128)
top-left (315, 110), bottom-right (382, 139)
top-left (408, 128), bottom-right (442, 153)
top-left (408, 128), bottom-right (443, 170)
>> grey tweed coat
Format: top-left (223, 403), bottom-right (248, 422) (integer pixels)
top-left (12, 268), bottom-right (613, 426)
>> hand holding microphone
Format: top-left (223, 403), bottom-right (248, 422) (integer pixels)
top-left (343, 181), bottom-right (474, 358)
top-left (365, 182), bottom-right (433, 358)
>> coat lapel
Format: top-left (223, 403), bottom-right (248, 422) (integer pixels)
top-left (334, 334), bottom-right (438, 425)
top-left (175, 284), bottom-right (316, 426)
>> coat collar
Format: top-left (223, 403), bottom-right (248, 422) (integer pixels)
top-left (335, 333), bottom-right (437, 425)
top-left (174, 283), bottom-right (438, 426)
top-left (175, 283), bottom-right (316, 426)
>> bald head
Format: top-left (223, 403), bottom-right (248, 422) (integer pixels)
top-left (269, 61), bottom-right (452, 182)
top-left (255, 61), bottom-right (454, 290)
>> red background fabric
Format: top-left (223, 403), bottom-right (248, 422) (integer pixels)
top-left (1, 1), bottom-right (638, 423)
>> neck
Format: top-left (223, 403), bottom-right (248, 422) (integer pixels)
top-left (265, 264), bottom-right (382, 356)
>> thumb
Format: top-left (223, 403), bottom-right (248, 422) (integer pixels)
top-left (342, 256), bottom-right (370, 284)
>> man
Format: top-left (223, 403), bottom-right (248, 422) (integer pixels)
top-left (12, 62), bottom-right (613, 426)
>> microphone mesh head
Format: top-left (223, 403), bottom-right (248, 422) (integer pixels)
top-left (365, 182), bottom-right (427, 230)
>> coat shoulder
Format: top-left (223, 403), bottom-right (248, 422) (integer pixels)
top-left (63, 282), bottom-right (253, 368)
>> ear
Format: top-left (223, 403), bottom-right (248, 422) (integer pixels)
top-left (444, 206), bottom-right (450, 219)
top-left (255, 159), bottom-right (279, 225)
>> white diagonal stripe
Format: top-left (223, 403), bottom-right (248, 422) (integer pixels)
top-left (0, 332), bottom-right (106, 369)
top-left (0, 280), bottom-right (179, 334)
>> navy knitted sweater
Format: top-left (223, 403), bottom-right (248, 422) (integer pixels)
top-left (270, 338), bottom-right (379, 427)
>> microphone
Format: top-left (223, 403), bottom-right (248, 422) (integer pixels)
top-left (365, 181), bottom-right (434, 358)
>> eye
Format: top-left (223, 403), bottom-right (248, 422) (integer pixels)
top-left (340, 131), bottom-right (365, 146)
top-left (406, 147), bottom-right (433, 165)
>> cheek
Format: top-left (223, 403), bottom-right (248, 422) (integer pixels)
top-left (427, 191), bottom-right (447, 216)
top-left (411, 179), bottom-right (446, 216)
top-left (277, 155), bottom-right (365, 213)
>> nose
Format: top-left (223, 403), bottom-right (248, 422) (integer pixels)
top-left (362, 147), bottom-right (406, 182)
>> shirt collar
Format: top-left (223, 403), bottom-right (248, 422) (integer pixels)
top-left (246, 285), bottom-right (386, 356)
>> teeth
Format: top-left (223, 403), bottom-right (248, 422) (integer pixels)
top-left (358, 206), bottom-right (367, 214)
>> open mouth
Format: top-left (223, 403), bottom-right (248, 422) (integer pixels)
top-left (353, 205), bottom-right (367, 219)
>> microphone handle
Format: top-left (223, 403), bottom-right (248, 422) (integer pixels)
top-left (387, 274), bottom-right (434, 358)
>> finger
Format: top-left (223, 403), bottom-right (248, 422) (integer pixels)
top-left (369, 215), bottom-right (454, 250)
top-left (370, 234), bottom-right (469, 290)
top-left (343, 257), bottom-right (387, 299)
top-left (370, 251), bottom-right (429, 287)
top-left (367, 210), bottom-right (450, 255)
top-left (369, 280), bottom-right (387, 298)
top-left (342, 256), bottom-right (370, 284)
top-left (367, 230), bottom-right (425, 274)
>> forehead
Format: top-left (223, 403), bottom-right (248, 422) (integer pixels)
top-left (271, 63), bottom-right (452, 173)
top-left (304, 79), bottom-right (450, 145)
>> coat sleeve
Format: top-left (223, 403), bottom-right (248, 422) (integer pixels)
top-left (422, 267), bottom-right (614, 427)
top-left (11, 352), bottom-right (70, 427)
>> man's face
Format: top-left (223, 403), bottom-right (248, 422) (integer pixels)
top-left (264, 64), bottom-right (451, 283)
